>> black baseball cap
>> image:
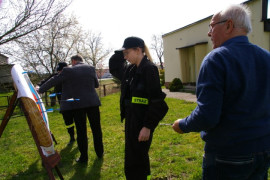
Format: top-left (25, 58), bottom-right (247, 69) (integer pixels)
top-left (56, 62), bottom-right (67, 71)
top-left (116, 36), bottom-right (144, 51)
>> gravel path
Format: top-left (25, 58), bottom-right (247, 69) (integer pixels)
top-left (162, 89), bottom-right (197, 103)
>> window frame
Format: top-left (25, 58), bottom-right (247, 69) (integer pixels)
top-left (262, 0), bottom-right (270, 31)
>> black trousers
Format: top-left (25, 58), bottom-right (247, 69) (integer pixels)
top-left (85, 106), bottom-right (104, 158)
top-left (61, 107), bottom-right (103, 159)
top-left (124, 106), bottom-right (153, 180)
top-left (62, 109), bottom-right (88, 159)
top-left (61, 111), bottom-right (75, 139)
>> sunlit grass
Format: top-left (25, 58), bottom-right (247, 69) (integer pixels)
top-left (0, 92), bottom-right (205, 179)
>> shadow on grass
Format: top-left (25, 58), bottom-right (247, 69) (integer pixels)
top-left (69, 157), bottom-right (103, 180)
top-left (9, 160), bottom-right (44, 180)
top-left (8, 143), bottom-right (79, 180)
top-left (57, 141), bottom-right (103, 179)
top-left (69, 162), bottom-right (88, 180)
top-left (87, 157), bottom-right (103, 179)
top-left (59, 141), bottom-right (77, 160)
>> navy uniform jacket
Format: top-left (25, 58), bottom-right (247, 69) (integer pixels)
top-left (109, 53), bottom-right (168, 131)
top-left (39, 62), bottom-right (101, 111)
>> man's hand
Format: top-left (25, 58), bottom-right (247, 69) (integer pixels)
top-left (35, 85), bottom-right (40, 93)
top-left (172, 119), bottom-right (184, 134)
top-left (138, 127), bottom-right (151, 142)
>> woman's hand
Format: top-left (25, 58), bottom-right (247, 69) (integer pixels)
top-left (138, 127), bottom-right (151, 142)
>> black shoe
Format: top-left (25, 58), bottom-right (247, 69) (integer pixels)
top-left (75, 157), bottom-right (88, 163)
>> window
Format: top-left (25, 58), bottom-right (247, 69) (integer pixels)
top-left (262, 0), bottom-right (270, 31)
top-left (267, 0), bottom-right (270, 19)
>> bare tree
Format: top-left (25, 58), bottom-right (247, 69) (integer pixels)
top-left (14, 14), bottom-right (81, 77)
top-left (76, 31), bottom-right (112, 68)
top-left (0, 0), bottom-right (72, 46)
top-left (151, 34), bottom-right (164, 69)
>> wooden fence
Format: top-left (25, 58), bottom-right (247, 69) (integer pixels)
top-left (0, 83), bottom-right (121, 109)
top-left (43, 83), bottom-right (120, 106)
top-left (97, 83), bottom-right (120, 97)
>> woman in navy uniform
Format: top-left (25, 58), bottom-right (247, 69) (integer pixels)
top-left (109, 37), bottom-right (168, 180)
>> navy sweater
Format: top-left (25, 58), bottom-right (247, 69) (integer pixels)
top-left (179, 36), bottom-right (270, 155)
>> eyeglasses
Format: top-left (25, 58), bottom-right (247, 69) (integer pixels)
top-left (208, 20), bottom-right (227, 32)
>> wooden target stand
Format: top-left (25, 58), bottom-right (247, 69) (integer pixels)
top-left (0, 91), bottom-right (64, 180)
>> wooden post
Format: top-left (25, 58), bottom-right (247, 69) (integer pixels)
top-left (50, 95), bottom-right (56, 106)
top-left (103, 84), bottom-right (106, 96)
top-left (0, 91), bottom-right (18, 138)
top-left (45, 91), bottom-right (49, 106)
top-left (7, 95), bottom-right (10, 107)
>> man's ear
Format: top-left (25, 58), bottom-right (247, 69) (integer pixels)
top-left (226, 19), bottom-right (234, 33)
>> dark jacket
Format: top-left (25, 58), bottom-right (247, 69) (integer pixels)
top-left (109, 54), bottom-right (168, 131)
top-left (38, 73), bottom-right (62, 101)
top-left (39, 62), bottom-right (101, 111)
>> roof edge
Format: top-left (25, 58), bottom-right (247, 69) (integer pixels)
top-left (162, 0), bottom-right (254, 38)
top-left (162, 15), bottom-right (212, 38)
top-left (176, 41), bottom-right (208, 50)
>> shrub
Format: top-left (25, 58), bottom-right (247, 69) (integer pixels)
top-left (169, 78), bottom-right (183, 92)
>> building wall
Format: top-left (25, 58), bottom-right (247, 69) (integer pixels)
top-left (194, 43), bottom-right (207, 81)
top-left (163, 0), bottom-right (270, 86)
top-left (248, 0), bottom-right (270, 50)
top-left (0, 54), bottom-right (8, 65)
top-left (0, 54), bottom-right (13, 92)
top-left (163, 33), bottom-right (181, 82)
top-left (163, 18), bottom-right (211, 85)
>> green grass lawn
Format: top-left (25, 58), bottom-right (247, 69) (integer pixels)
top-left (0, 92), bottom-right (204, 179)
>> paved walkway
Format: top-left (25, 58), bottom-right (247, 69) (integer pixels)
top-left (162, 89), bottom-right (197, 102)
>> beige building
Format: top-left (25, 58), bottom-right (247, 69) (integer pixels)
top-left (0, 54), bottom-right (13, 92)
top-left (163, 0), bottom-right (270, 88)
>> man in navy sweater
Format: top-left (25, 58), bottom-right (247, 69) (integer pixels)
top-left (173, 4), bottom-right (270, 179)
